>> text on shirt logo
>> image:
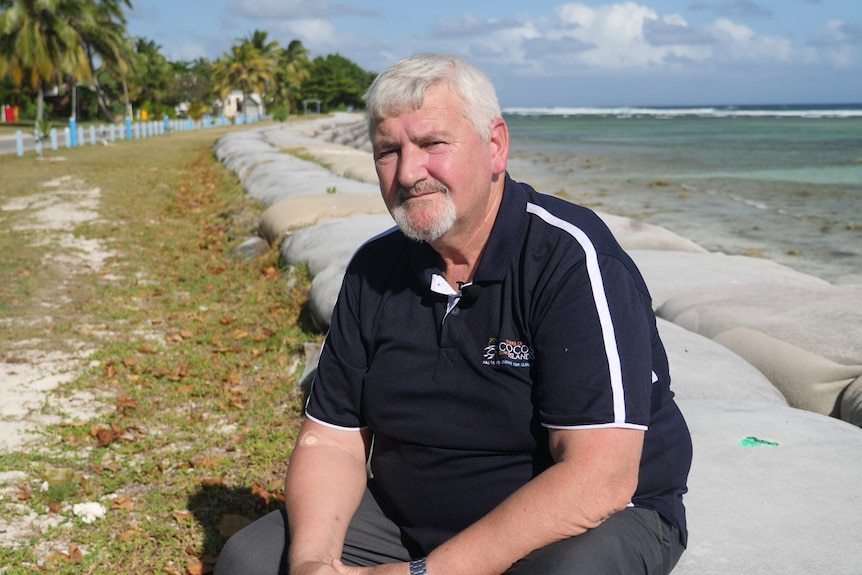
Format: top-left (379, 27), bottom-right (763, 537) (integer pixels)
top-left (482, 337), bottom-right (535, 368)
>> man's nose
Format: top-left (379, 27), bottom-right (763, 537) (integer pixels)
top-left (397, 145), bottom-right (427, 189)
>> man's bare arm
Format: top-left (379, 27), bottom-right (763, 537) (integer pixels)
top-left (286, 418), bottom-right (372, 575)
top-left (424, 427), bottom-right (644, 575)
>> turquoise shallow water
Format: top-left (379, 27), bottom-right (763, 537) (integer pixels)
top-left (503, 106), bottom-right (862, 283)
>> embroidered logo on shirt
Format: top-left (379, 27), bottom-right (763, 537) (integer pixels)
top-left (483, 337), bottom-right (534, 368)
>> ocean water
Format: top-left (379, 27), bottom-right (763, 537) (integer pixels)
top-left (502, 105), bottom-right (862, 283)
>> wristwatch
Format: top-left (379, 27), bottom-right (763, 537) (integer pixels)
top-left (409, 557), bottom-right (428, 575)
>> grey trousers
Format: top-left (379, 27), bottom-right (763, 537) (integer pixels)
top-left (214, 487), bottom-right (684, 575)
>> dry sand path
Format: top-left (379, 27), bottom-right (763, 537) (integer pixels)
top-left (1, 175), bottom-right (113, 453)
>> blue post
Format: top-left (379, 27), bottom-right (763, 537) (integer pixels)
top-left (126, 117), bottom-right (132, 140)
top-left (16, 130), bottom-right (23, 156)
top-left (189, 118), bottom-right (194, 131)
top-left (50, 128), bottom-right (58, 150)
top-left (70, 117), bottom-right (77, 147)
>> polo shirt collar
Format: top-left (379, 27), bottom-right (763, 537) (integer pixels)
top-left (473, 174), bottom-right (526, 286)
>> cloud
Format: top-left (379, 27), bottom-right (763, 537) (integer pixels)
top-left (643, 15), bottom-right (714, 46)
top-left (708, 18), bottom-right (793, 61)
top-left (233, 0), bottom-right (376, 19)
top-left (813, 20), bottom-right (862, 46)
top-left (432, 14), bottom-right (524, 39)
top-left (688, 1), bottom-right (773, 19)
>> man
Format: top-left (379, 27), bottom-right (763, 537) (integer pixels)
top-left (216, 53), bottom-right (692, 575)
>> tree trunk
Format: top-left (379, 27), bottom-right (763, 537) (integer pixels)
top-left (122, 78), bottom-right (132, 119)
top-left (87, 46), bottom-right (115, 123)
top-left (37, 83), bottom-right (45, 123)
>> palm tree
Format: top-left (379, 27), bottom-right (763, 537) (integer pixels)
top-left (211, 40), bottom-right (273, 121)
top-left (240, 29), bottom-right (278, 117)
top-left (0, 0), bottom-right (93, 122)
top-left (77, 0), bottom-right (133, 122)
top-left (271, 39), bottom-right (311, 114)
top-left (127, 37), bottom-right (172, 116)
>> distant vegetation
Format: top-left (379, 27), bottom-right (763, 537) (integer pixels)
top-left (0, 0), bottom-right (377, 124)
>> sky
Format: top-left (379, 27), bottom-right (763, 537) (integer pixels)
top-left (126, 0), bottom-right (862, 107)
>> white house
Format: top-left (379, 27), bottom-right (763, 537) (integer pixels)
top-left (216, 91), bottom-right (264, 119)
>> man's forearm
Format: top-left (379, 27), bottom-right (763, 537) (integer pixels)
top-left (425, 428), bottom-right (642, 575)
top-left (285, 421), bottom-right (370, 573)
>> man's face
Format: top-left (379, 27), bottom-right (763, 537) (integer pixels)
top-left (371, 83), bottom-right (502, 244)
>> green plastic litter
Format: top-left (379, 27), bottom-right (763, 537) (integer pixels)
top-left (739, 436), bottom-right (779, 448)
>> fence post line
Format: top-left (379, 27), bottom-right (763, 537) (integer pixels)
top-left (126, 117), bottom-right (132, 140)
top-left (50, 128), bottom-right (58, 150)
top-left (15, 130), bottom-right (24, 156)
top-left (64, 127), bottom-right (71, 148)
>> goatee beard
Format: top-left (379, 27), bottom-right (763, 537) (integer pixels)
top-left (391, 182), bottom-right (456, 243)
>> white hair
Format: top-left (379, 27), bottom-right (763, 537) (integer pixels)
top-left (364, 53), bottom-right (501, 143)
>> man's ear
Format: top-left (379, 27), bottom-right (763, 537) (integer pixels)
top-left (488, 118), bottom-right (510, 175)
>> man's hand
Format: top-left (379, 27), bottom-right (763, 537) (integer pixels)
top-left (331, 559), bottom-right (410, 575)
top-left (290, 560), bottom-right (342, 575)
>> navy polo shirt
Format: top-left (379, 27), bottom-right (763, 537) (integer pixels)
top-left (306, 175), bottom-right (692, 554)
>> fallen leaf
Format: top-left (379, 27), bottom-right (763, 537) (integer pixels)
top-left (119, 528), bottom-right (138, 542)
top-left (173, 510), bottom-right (194, 521)
top-left (186, 560), bottom-right (213, 575)
top-left (251, 482), bottom-right (272, 505)
top-left (232, 329), bottom-right (249, 340)
top-left (93, 426), bottom-right (121, 448)
top-left (139, 343), bottom-right (158, 354)
top-left (198, 477), bottom-right (224, 487)
top-left (111, 495), bottom-right (135, 510)
top-left (180, 329), bottom-right (194, 339)
top-left (116, 396), bottom-right (138, 413)
top-left (68, 543), bottom-right (84, 563)
top-left (219, 317), bottom-right (235, 325)
top-left (123, 356), bottom-right (139, 368)
top-left (218, 514), bottom-right (253, 538)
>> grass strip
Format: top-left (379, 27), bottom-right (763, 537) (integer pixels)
top-left (0, 123), bottom-right (317, 574)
